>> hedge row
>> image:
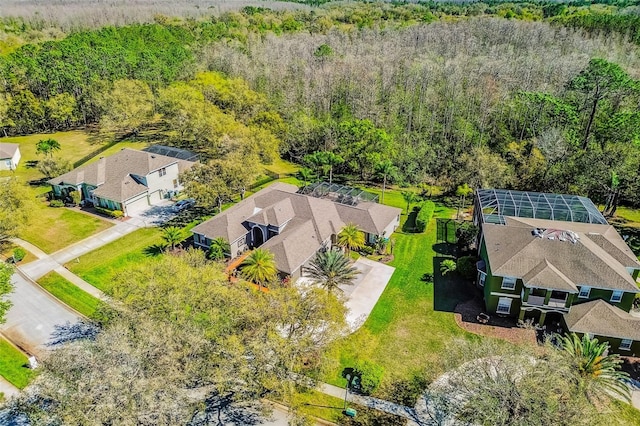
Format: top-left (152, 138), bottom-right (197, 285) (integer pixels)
top-left (95, 206), bottom-right (124, 218)
top-left (416, 200), bottom-right (435, 232)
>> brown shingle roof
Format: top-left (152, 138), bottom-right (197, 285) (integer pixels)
top-left (564, 299), bottom-right (640, 340)
top-left (0, 143), bottom-right (19, 159)
top-left (483, 216), bottom-right (640, 292)
top-left (192, 182), bottom-right (401, 274)
top-left (522, 259), bottom-right (578, 293)
top-left (47, 148), bottom-right (195, 202)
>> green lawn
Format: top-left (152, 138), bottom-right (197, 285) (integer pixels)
top-left (610, 400), bottom-right (640, 425)
top-left (37, 271), bottom-right (103, 317)
top-left (0, 338), bottom-right (35, 389)
top-left (326, 199), bottom-right (479, 393)
top-left (20, 206), bottom-right (113, 253)
top-left (264, 158), bottom-right (300, 176)
top-left (67, 228), bottom-right (163, 292)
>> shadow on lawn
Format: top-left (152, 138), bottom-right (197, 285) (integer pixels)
top-left (401, 211), bottom-right (419, 233)
top-left (433, 256), bottom-right (475, 313)
top-left (144, 244), bottom-right (167, 256)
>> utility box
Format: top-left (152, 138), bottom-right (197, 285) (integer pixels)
top-left (345, 408), bottom-right (357, 417)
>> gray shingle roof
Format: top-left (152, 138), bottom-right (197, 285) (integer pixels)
top-left (0, 143), bottom-right (19, 159)
top-left (483, 216), bottom-right (640, 293)
top-left (564, 299), bottom-right (640, 341)
top-left (48, 148), bottom-right (195, 202)
top-left (192, 182), bottom-right (401, 274)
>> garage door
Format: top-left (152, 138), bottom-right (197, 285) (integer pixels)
top-left (148, 190), bottom-right (162, 205)
top-left (124, 194), bottom-right (150, 216)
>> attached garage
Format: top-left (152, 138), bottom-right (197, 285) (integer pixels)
top-left (148, 190), bottom-right (163, 205)
top-left (124, 193), bottom-right (150, 216)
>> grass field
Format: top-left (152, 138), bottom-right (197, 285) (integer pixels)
top-left (20, 206), bottom-right (113, 253)
top-left (67, 228), bottom-right (163, 291)
top-left (0, 338), bottom-right (34, 389)
top-left (264, 158), bottom-right (300, 176)
top-left (37, 271), bottom-right (103, 317)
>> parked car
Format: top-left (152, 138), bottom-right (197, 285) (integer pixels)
top-left (173, 198), bottom-right (196, 212)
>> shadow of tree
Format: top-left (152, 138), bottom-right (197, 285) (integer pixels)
top-left (189, 392), bottom-right (263, 426)
top-left (25, 160), bottom-right (38, 169)
top-left (144, 244), bottom-right (167, 256)
top-left (47, 321), bottom-right (100, 347)
top-left (433, 256), bottom-right (475, 313)
top-left (432, 242), bottom-right (457, 256)
top-left (162, 206), bottom-right (217, 229)
top-left (380, 375), bottom-right (429, 406)
top-left (402, 211), bottom-right (418, 233)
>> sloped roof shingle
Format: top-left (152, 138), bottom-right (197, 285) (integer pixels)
top-left (0, 143), bottom-right (19, 159)
top-left (564, 299), bottom-right (640, 341)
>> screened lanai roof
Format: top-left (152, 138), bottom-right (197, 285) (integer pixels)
top-left (476, 189), bottom-right (608, 225)
top-left (298, 181), bottom-right (379, 206)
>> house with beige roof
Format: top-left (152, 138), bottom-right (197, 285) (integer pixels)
top-left (0, 143), bottom-right (20, 171)
top-left (48, 148), bottom-right (195, 216)
top-left (474, 189), bottom-right (640, 355)
top-left (191, 182), bottom-right (401, 279)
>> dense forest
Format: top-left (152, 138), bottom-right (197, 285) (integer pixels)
top-left (2, 1), bottom-right (640, 210)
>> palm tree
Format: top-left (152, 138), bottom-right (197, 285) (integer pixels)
top-left (337, 223), bottom-right (365, 255)
top-left (456, 183), bottom-right (473, 220)
top-left (440, 259), bottom-right (457, 275)
top-left (401, 190), bottom-right (418, 214)
top-left (561, 333), bottom-right (631, 403)
top-left (298, 167), bottom-right (314, 187)
top-left (241, 248), bottom-right (278, 289)
top-left (375, 160), bottom-right (397, 204)
top-left (36, 138), bottom-right (61, 158)
top-left (307, 249), bottom-right (360, 294)
top-left (208, 237), bottom-right (230, 261)
top-left (161, 226), bottom-right (184, 251)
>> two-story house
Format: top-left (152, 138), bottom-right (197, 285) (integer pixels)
top-left (191, 182), bottom-right (401, 279)
top-left (48, 148), bottom-right (195, 216)
top-left (474, 189), bottom-right (640, 355)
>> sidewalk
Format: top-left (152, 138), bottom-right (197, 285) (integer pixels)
top-left (316, 382), bottom-right (416, 420)
top-left (54, 267), bottom-right (106, 300)
top-left (0, 376), bottom-right (20, 400)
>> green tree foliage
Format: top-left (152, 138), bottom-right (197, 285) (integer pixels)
top-left (161, 226), bottom-right (185, 251)
top-left (337, 223), bottom-right (365, 255)
top-left (401, 190), bottom-right (418, 214)
top-left (336, 119), bottom-right (394, 180)
top-left (0, 178), bottom-right (32, 244)
top-left (241, 248), bottom-right (278, 288)
top-left (37, 157), bottom-right (72, 179)
top-left (44, 93), bottom-right (77, 130)
top-left (98, 79), bottom-right (155, 136)
top-left (561, 333), bottom-right (631, 403)
top-left (439, 259), bottom-right (457, 275)
top-left (35, 138), bottom-right (61, 158)
top-left (306, 249), bottom-right (360, 294)
top-left (375, 159), bottom-right (397, 204)
top-left (0, 263), bottom-right (13, 325)
top-left (415, 200), bottom-right (435, 233)
top-left (208, 237), bottom-right (230, 261)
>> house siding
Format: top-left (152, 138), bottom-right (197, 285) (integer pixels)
top-left (0, 147), bottom-right (20, 170)
top-left (146, 162), bottom-right (181, 196)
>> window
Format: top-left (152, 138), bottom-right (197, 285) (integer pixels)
top-left (620, 339), bottom-right (633, 351)
top-left (578, 286), bottom-right (591, 299)
top-left (497, 297), bottom-right (512, 314)
top-left (173, 179), bottom-right (179, 189)
top-left (611, 290), bottom-right (623, 303)
top-left (501, 276), bottom-right (516, 290)
top-left (159, 168), bottom-right (167, 177)
top-left (478, 271), bottom-right (487, 287)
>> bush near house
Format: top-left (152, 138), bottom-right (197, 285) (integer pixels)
top-left (95, 207), bottom-right (124, 218)
top-left (456, 256), bottom-right (477, 280)
top-left (415, 200), bottom-right (435, 232)
top-left (49, 200), bottom-right (64, 207)
top-left (12, 248), bottom-right (26, 263)
top-left (353, 360), bottom-right (385, 395)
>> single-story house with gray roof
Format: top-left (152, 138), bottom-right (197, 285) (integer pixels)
top-left (0, 143), bottom-right (20, 171)
top-left (191, 182), bottom-right (401, 279)
top-left (48, 148), bottom-right (195, 216)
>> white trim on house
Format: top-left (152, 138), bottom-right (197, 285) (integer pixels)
top-left (620, 339), bottom-right (633, 350)
top-left (490, 292), bottom-right (521, 299)
top-left (500, 276), bottom-right (517, 290)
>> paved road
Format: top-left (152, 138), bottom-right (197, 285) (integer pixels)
top-left (1, 269), bottom-right (80, 357)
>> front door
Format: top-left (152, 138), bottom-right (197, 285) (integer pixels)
top-left (252, 227), bottom-right (264, 248)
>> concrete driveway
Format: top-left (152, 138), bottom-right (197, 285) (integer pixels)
top-left (127, 201), bottom-right (177, 227)
top-left (1, 269), bottom-right (80, 357)
top-left (341, 257), bottom-right (395, 330)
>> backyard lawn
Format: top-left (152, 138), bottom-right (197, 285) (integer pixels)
top-left (0, 338), bottom-right (34, 389)
top-left (67, 228), bottom-right (163, 291)
top-left (326, 201), bottom-right (479, 392)
top-left (37, 271), bottom-right (103, 318)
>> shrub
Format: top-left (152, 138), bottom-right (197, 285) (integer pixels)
top-left (359, 245), bottom-right (375, 255)
top-left (95, 206), bottom-right (124, 218)
top-left (353, 360), bottom-right (384, 395)
top-left (456, 256), bottom-right (477, 280)
top-left (70, 191), bottom-right (81, 205)
top-left (415, 200), bottom-right (435, 232)
top-left (440, 259), bottom-right (457, 275)
top-left (12, 248), bottom-right (26, 262)
top-left (49, 200), bottom-right (64, 207)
